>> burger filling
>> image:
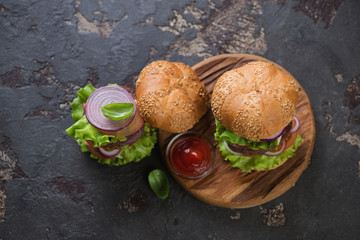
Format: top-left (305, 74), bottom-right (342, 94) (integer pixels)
top-left (226, 121), bottom-right (293, 156)
top-left (215, 119), bottom-right (303, 172)
top-left (66, 84), bottom-right (157, 166)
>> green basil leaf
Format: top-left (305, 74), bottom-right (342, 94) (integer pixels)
top-left (148, 169), bottom-right (169, 199)
top-left (101, 103), bottom-right (134, 120)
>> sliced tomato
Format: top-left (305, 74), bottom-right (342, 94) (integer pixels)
top-left (270, 141), bottom-right (285, 153)
top-left (265, 131), bottom-right (298, 153)
top-left (85, 140), bottom-right (112, 159)
top-left (83, 103), bottom-right (86, 114)
top-left (243, 154), bottom-right (255, 157)
top-left (101, 145), bottom-right (121, 151)
top-left (284, 131), bottom-right (298, 150)
top-left (99, 108), bottom-right (144, 137)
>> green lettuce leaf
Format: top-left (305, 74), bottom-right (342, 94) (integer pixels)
top-left (65, 116), bottom-right (127, 149)
top-left (214, 120), bottom-right (280, 150)
top-left (71, 84), bottom-right (96, 122)
top-left (218, 133), bottom-right (304, 172)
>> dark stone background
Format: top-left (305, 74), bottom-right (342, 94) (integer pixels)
top-left (0, 0), bottom-right (359, 239)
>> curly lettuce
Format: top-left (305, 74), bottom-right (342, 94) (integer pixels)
top-left (214, 120), bottom-right (280, 150)
top-left (65, 84), bottom-right (157, 166)
top-left (215, 120), bottom-right (304, 172)
top-left (71, 83), bottom-right (95, 122)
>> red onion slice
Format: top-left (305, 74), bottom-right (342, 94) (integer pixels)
top-left (115, 125), bottom-right (144, 146)
top-left (98, 147), bottom-right (121, 158)
top-left (223, 141), bottom-right (243, 156)
top-left (289, 116), bottom-right (300, 134)
top-left (264, 141), bottom-right (286, 156)
top-left (260, 128), bottom-right (285, 142)
top-left (85, 86), bottom-right (136, 131)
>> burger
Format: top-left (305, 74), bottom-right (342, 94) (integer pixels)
top-left (66, 84), bottom-right (157, 166)
top-left (211, 61), bottom-right (304, 172)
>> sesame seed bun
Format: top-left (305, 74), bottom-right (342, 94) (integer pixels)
top-left (211, 61), bottom-right (299, 139)
top-left (136, 60), bottom-right (210, 133)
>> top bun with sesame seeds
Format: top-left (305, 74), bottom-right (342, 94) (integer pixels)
top-left (136, 60), bottom-right (210, 133)
top-left (211, 61), bottom-right (299, 140)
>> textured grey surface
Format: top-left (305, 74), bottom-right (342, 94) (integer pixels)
top-left (0, 0), bottom-right (359, 239)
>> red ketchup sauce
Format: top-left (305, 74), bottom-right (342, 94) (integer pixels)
top-left (171, 137), bottom-right (211, 178)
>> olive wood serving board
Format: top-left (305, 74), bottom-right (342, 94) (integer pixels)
top-left (158, 54), bottom-right (316, 208)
